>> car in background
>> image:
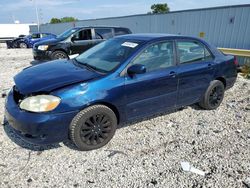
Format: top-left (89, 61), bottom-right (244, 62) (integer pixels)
top-left (5, 34), bottom-right (237, 151)
top-left (6, 34), bottom-right (27, 48)
top-left (18, 32), bottom-right (57, 48)
top-left (33, 26), bottom-right (132, 60)
top-left (6, 33), bottom-right (56, 49)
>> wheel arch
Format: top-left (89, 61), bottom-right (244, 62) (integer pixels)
top-left (215, 76), bottom-right (226, 88)
top-left (83, 101), bottom-right (121, 124)
top-left (52, 48), bottom-right (68, 54)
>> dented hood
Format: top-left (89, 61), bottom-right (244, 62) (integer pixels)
top-left (14, 59), bottom-right (102, 95)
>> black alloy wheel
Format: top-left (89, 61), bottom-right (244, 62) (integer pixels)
top-left (70, 105), bottom-right (117, 151)
top-left (80, 113), bottom-right (112, 145)
top-left (199, 80), bottom-right (225, 110)
top-left (208, 86), bottom-right (224, 108)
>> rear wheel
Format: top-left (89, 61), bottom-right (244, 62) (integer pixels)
top-left (51, 50), bottom-right (68, 60)
top-left (70, 105), bottom-right (117, 151)
top-left (19, 42), bottom-right (28, 48)
top-left (199, 80), bottom-right (225, 110)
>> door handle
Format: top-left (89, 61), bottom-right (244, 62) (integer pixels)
top-left (169, 71), bottom-right (176, 77)
top-left (207, 63), bottom-right (213, 69)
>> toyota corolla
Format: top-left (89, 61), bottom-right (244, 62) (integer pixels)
top-left (4, 34), bottom-right (237, 151)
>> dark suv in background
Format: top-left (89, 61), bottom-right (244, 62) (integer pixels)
top-left (33, 26), bottom-right (132, 60)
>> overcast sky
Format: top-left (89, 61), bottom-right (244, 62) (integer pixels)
top-left (0, 0), bottom-right (250, 24)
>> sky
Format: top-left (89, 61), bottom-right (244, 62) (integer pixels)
top-left (0, 0), bottom-right (250, 24)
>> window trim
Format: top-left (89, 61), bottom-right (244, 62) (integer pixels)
top-left (175, 39), bottom-right (214, 65)
top-left (120, 39), bottom-right (177, 77)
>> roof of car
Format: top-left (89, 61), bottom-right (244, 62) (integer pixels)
top-left (116, 33), bottom-right (200, 41)
top-left (32, 32), bottom-right (53, 34)
top-left (73, 26), bottom-right (128, 29)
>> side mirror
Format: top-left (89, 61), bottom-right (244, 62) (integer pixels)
top-left (127, 64), bottom-right (146, 76)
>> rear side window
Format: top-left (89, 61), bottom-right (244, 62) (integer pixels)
top-left (131, 41), bottom-right (174, 73)
top-left (114, 28), bottom-right (131, 36)
top-left (41, 33), bottom-right (48, 38)
top-left (95, 28), bottom-right (113, 39)
top-left (31, 34), bottom-right (40, 39)
top-left (177, 41), bottom-right (213, 64)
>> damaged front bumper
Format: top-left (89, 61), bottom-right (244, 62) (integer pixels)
top-left (4, 89), bottom-right (78, 145)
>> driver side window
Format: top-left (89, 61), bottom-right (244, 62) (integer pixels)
top-left (131, 41), bottom-right (174, 73)
top-left (73, 29), bottom-right (92, 41)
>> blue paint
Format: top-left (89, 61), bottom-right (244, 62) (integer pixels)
top-left (5, 34), bottom-right (237, 145)
top-left (22, 32), bottom-right (56, 48)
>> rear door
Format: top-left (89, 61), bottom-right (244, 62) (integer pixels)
top-left (176, 40), bottom-right (215, 106)
top-left (124, 40), bottom-right (178, 120)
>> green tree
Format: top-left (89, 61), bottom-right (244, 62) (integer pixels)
top-left (50, 18), bottom-right (61, 24)
top-left (49, 17), bottom-right (78, 24)
top-left (150, 3), bottom-right (170, 14)
top-left (60, 17), bottom-right (78, 23)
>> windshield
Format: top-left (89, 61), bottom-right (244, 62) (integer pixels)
top-left (75, 38), bottom-right (143, 73)
top-left (57, 28), bottom-right (79, 39)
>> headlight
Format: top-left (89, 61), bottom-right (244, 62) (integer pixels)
top-left (20, 95), bottom-right (61, 112)
top-left (38, 45), bottom-right (49, 51)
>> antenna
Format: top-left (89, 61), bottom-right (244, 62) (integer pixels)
top-left (30, 0), bottom-right (40, 31)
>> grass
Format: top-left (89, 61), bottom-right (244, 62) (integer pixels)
top-left (241, 58), bottom-right (250, 79)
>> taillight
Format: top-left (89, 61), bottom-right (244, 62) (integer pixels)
top-left (234, 56), bottom-right (239, 66)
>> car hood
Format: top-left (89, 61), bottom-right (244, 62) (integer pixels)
top-left (34, 37), bottom-right (63, 47)
top-left (14, 59), bottom-right (102, 95)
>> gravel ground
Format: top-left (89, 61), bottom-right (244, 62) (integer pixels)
top-left (0, 43), bottom-right (249, 188)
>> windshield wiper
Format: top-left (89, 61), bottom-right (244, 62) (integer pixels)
top-left (82, 63), bottom-right (99, 71)
top-left (73, 59), bottom-right (107, 73)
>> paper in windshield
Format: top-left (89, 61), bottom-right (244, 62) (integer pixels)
top-left (121, 42), bottom-right (138, 48)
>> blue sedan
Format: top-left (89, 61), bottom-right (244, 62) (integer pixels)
top-left (4, 34), bottom-right (238, 150)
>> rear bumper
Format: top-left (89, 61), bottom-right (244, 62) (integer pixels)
top-left (4, 89), bottom-right (78, 145)
top-left (225, 76), bottom-right (237, 90)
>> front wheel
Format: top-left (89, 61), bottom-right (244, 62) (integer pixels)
top-left (51, 50), bottom-right (68, 60)
top-left (70, 105), bottom-right (117, 151)
top-left (199, 80), bottom-right (225, 110)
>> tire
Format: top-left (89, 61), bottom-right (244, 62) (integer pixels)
top-left (13, 41), bottom-right (19, 48)
top-left (199, 80), bottom-right (225, 110)
top-left (70, 105), bottom-right (117, 151)
top-left (51, 50), bottom-right (68, 60)
top-left (19, 42), bottom-right (28, 48)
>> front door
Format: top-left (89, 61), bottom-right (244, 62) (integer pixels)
top-left (125, 40), bottom-right (178, 120)
top-left (70, 29), bottom-right (96, 55)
